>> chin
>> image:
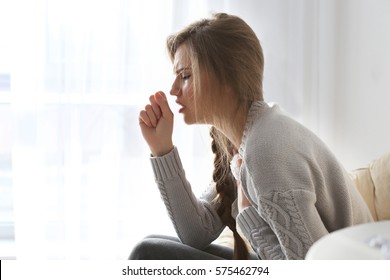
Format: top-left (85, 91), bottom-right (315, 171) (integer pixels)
top-left (183, 117), bottom-right (196, 125)
top-left (182, 112), bottom-right (208, 125)
top-left (182, 113), bottom-right (200, 125)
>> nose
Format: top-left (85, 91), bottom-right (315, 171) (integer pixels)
top-left (170, 77), bottom-right (181, 96)
top-left (170, 87), bottom-right (180, 96)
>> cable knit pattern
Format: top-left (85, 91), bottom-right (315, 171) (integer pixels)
top-left (257, 191), bottom-right (313, 259)
top-left (149, 101), bottom-right (373, 259)
top-left (253, 226), bottom-right (283, 260)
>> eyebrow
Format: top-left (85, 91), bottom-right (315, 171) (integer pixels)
top-left (174, 66), bottom-right (191, 75)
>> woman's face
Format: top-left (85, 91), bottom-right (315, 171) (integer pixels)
top-left (170, 44), bottom-right (197, 124)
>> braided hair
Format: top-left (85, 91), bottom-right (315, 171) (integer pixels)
top-left (210, 126), bottom-right (249, 260)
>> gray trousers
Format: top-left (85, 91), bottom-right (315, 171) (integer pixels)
top-left (129, 234), bottom-right (259, 260)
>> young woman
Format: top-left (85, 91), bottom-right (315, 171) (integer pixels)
top-left (131, 13), bottom-right (373, 260)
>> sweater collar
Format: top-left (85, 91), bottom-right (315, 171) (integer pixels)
top-left (238, 100), bottom-right (268, 156)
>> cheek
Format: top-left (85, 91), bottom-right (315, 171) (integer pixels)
top-left (182, 83), bottom-right (194, 100)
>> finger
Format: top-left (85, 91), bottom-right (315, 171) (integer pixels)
top-left (237, 157), bottom-right (242, 167)
top-left (145, 104), bottom-right (158, 127)
top-left (149, 94), bottom-right (162, 119)
top-left (155, 91), bottom-right (173, 119)
top-left (139, 110), bottom-right (152, 128)
top-left (236, 178), bottom-right (242, 188)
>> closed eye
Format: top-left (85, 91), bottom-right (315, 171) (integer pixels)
top-left (181, 74), bottom-right (191, 80)
top-left (174, 66), bottom-right (192, 81)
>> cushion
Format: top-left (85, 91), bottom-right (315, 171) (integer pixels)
top-left (349, 168), bottom-right (378, 220)
top-left (349, 153), bottom-right (390, 221)
top-left (369, 153), bottom-right (390, 220)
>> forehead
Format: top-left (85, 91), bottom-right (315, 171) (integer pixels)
top-left (173, 44), bottom-right (191, 73)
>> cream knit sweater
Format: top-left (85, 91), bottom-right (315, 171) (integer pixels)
top-left (150, 101), bottom-right (373, 259)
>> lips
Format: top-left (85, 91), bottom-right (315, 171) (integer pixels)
top-left (176, 100), bottom-right (185, 113)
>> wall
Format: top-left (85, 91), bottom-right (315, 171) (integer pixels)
top-left (330, 0), bottom-right (390, 169)
top-left (220, 0), bottom-right (390, 170)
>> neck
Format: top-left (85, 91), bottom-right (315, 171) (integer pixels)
top-left (212, 101), bottom-right (249, 149)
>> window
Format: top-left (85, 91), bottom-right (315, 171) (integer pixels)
top-left (0, 0), bottom-right (215, 260)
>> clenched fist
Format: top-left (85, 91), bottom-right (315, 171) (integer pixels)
top-left (139, 91), bottom-right (174, 157)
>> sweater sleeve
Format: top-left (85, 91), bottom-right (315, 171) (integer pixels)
top-left (237, 189), bottom-right (328, 259)
top-left (150, 147), bottom-right (224, 249)
top-left (236, 206), bottom-right (284, 259)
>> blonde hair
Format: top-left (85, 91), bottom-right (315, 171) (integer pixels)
top-left (167, 13), bottom-right (265, 259)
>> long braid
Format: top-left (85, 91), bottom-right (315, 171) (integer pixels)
top-left (210, 127), bottom-right (249, 260)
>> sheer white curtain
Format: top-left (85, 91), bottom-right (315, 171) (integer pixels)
top-left (5, 0), bottom-right (214, 260)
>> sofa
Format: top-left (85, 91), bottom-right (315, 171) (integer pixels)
top-left (214, 152), bottom-right (390, 249)
top-left (349, 153), bottom-right (390, 221)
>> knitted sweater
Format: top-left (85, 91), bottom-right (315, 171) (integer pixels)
top-left (150, 101), bottom-right (373, 259)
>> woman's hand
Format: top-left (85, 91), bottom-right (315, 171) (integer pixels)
top-left (139, 91), bottom-right (174, 157)
top-left (235, 157), bottom-right (252, 213)
top-left (237, 180), bottom-right (252, 213)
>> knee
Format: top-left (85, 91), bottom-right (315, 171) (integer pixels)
top-left (128, 237), bottom-right (171, 260)
top-left (129, 238), bottom-right (151, 260)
